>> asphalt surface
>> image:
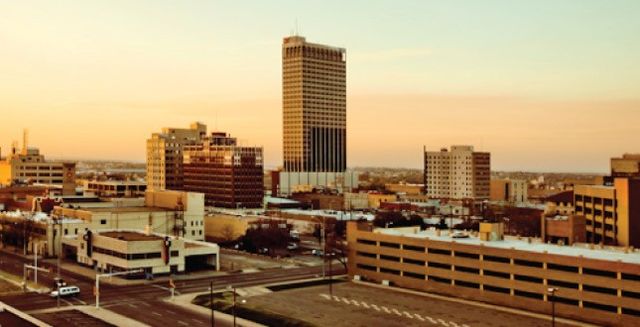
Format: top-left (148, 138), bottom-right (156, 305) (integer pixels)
top-left (0, 250), bottom-right (336, 327)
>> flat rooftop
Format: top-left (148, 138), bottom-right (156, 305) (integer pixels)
top-left (99, 231), bottom-right (163, 241)
top-left (375, 228), bottom-right (640, 265)
top-left (86, 206), bottom-right (169, 213)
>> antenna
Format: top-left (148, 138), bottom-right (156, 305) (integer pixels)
top-left (23, 128), bottom-right (29, 154)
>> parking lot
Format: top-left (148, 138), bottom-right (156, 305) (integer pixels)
top-left (240, 282), bottom-right (575, 327)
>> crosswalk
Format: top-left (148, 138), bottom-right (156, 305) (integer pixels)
top-left (319, 293), bottom-right (471, 327)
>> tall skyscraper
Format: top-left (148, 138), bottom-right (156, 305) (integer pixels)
top-left (282, 36), bottom-right (346, 172)
top-left (146, 122), bottom-right (207, 191)
top-left (423, 145), bottom-right (490, 200)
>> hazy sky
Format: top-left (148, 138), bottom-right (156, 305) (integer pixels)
top-left (1, 1), bottom-right (639, 172)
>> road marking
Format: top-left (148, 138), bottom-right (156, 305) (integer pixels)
top-left (72, 298), bottom-right (87, 305)
top-left (414, 314), bottom-right (425, 322)
top-left (449, 322), bottom-right (460, 327)
top-left (151, 311), bottom-right (162, 317)
top-left (382, 306), bottom-right (391, 313)
top-left (361, 302), bottom-right (370, 309)
top-left (320, 294), bottom-right (331, 300)
top-left (438, 318), bottom-right (449, 327)
top-left (392, 308), bottom-right (402, 316)
top-left (139, 302), bottom-right (151, 307)
top-left (403, 311), bottom-right (413, 318)
top-left (128, 303), bottom-right (138, 308)
top-left (341, 297), bottom-right (350, 304)
top-left (177, 321), bottom-right (188, 326)
top-left (350, 300), bottom-right (360, 306)
top-left (61, 298), bottom-right (74, 306)
top-left (426, 316), bottom-right (438, 324)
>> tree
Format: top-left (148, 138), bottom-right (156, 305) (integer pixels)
top-left (221, 224), bottom-right (235, 242)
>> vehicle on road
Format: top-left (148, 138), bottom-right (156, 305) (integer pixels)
top-left (287, 243), bottom-right (299, 250)
top-left (50, 286), bottom-right (80, 298)
top-left (312, 249), bottom-right (324, 256)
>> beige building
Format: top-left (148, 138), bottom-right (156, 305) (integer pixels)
top-left (64, 230), bottom-right (219, 275)
top-left (0, 139), bottom-right (75, 195)
top-left (384, 183), bottom-right (423, 195)
top-left (348, 221), bottom-right (640, 326)
top-left (282, 35), bottom-right (346, 173)
top-left (423, 146), bottom-right (490, 200)
top-left (575, 178), bottom-right (640, 247)
top-left (490, 178), bottom-right (527, 204)
top-left (146, 122), bottom-right (207, 191)
top-left (53, 190), bottom-right (206, 241)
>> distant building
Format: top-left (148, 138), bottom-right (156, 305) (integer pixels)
top-left (183, 132), bottom-right (264, 208)
top-left (575, 178), bottom-right (640, 247)
top-left (423, 145), bottom-right (490, 200)
top-left (385, 183), bottom-right (423, 195)
top-left (348, 221), bottom-right (640, 326)
top-left (84, 180), bottom-right (147, 198)
top-left (146, 122), bottom-right (207, 191)
top-left (490, 178), bottom-right (527, 204)
top-left (544, 190), bottom-right (574, 216)
top-left (0, 132), bottom-right (75, 195)
top-left (282, 35), bottom-right (346, 173)
top-left (611, 153), bottom-right (640, 178)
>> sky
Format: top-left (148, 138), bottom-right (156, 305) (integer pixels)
top-left (1, 0), bottom-right (639, 172)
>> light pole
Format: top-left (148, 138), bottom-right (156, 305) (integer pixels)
top-left (227, 285), bottom-right (237, 327)
top-left (210, 281), bottom-right (215, 327)
top-left (547, 287), bottom-right (558, 327)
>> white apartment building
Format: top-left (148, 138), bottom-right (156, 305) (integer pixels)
top-left (423, 145), bottom-right (490, 200)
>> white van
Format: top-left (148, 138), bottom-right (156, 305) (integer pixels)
top-left (50, 286), bottom-right (80, 298)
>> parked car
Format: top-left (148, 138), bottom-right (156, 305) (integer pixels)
top-left (312, 249), bottom-right (324, 256)
top-left (50, 286), bottom-right (80, 298)
top-left (451, 231), bottom-right (469, 239)
top-left (287, 243), bottom-right (299, 250)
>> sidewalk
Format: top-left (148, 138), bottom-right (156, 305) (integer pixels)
top-left (30, 305), bottom-right (149, 327)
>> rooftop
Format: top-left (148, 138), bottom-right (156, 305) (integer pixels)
top-left (86, 206), bottom-right (170, 213)
top-left (375, 227), bottom-right (640, 265)
top-left (99, 231), bottom-right (163, 241)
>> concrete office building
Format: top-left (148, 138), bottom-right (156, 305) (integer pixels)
top-left (424, 146), bottom-right (490, 200)
top-left (348, 221), bottom-right (640, 326)
top-left (146, 122), bottom-right (207, 191)
top-left (490, 178), bottom-right (528, 204)
top-left (574, 178), bottom-right (640, 247)
top-left (282, 35), bottom-right (346, 173)
top-left (53, 190), bottom-right (206, 241)
top-left (183, 132), bottom-right (264, 208)
top-left (0, 133), bottom-right (76, 195)
top-left (63, 230), bottom-right (219, 275)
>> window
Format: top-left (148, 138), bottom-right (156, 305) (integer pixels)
top-left (514, 259), bottom-right (543, 268)
top-left (456, 266), bottom-right (480, 275)
top-left (404, 258), bottom-right (425, 266)
top-left (456, 280), bottom-right (479, 289)
top-left (484, 285), bottom-right (510, 294)
top-left (100, 219), bottom-right (107, 225)
top-left (404, 271), bottom-right (425, 280)
top-left (356, 239), bottom-right (376, 246)
top-left (380, 255), bottom-right (400, 262)
top-left (583, 268), bottom-right (616, 278)
top-left (430, 276), bottom-right (451, 284)
top-left (455, 251), bottom-right (480, 260)
top-left (514, 274), bottom-right (543, 284)
top-left (380, 242), bottom-right (400, 249)
top-left (484, 255), bottom-right (510, 264)
top-left (583, 284), bottom-right (617, 295)
top-left (547, 263), bottom-right (578, 273)
top-left (429, 262), bottom-right (451, 270)
top-left (380, 267), bottom-right (400, 275)
top-left (403, 244), bottom-right (425, 252)
top-left (583, 301), bottom-right (618, 313)
top-left (429, 248), bottom-right (451, 256)
top-left (514, 290), bottom-right (543, 300)
top-left (483, 269), bottom-right (510, 279)
top-left (548, 279), bottom-right (578, 289)
top-left (170, 250), bottom-right (179, 257)
top-left (356, 263), bottom-right (376, 271)
top-left (356, 251), bottom-right (376, 259)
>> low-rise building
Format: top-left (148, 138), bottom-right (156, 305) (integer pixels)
top-left (84, 180), bottom-right (147, 198)
top-left (544, 190), bottom-right (574, 216)
top-left (348, 221), bottom-right (640, 326)
top-left (541, 214), bottom-right (586, 245)
top-left (63, 229), bottom-right (219, 275)
top-left (384, 183), bottom-right (423, 195)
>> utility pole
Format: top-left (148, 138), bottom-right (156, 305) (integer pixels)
top-left (210, 281), bottom-right (215, 327)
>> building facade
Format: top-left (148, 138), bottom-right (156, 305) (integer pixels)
top-left (84, 180), bottom-right (147, 198)
top-left (183, 132), bottom-right (264, 208)
top-left (423, 146), bottom-right (490, 200)
top-left (282, 35), bottom-right (346, 173)
top-left (574, 178), bottom-right (640, 247)
top-left (0, 144), bottom-right (76, 196)
top-left (490, 178), bottom-right (528, 204)
top-left (611, 153), bottom-right (640, 178)
top-left (348, 222), bottom-right (640, 326)
top-left (146, 122), bottom-right (207, 191)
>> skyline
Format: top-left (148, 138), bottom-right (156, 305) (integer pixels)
top-left (1, 1), bottom-right (639, 172)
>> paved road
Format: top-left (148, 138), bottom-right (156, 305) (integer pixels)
top-left (0, 250), bottom-right (338, 326)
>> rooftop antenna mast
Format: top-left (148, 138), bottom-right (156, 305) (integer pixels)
top-left (22, 129), bottom-right (29, 155)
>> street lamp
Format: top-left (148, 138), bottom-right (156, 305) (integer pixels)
top-left (227, 285), bottom-right (237, 327)
top-left (547, 287), bottom-right (558, 327)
